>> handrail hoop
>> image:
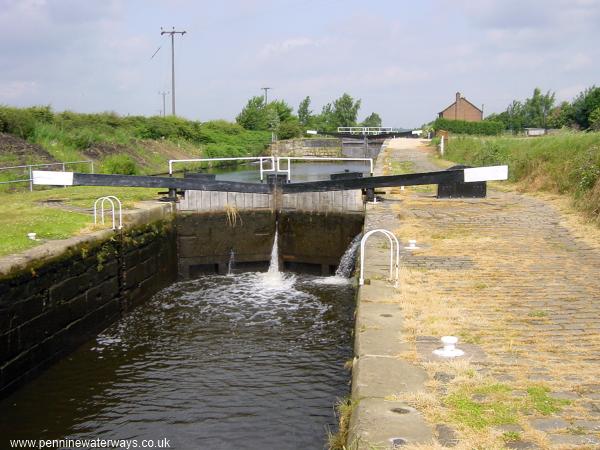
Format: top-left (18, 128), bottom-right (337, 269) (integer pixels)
top-left (359, 229), bottom-right (400, 286)
top-left (93, 196), bottom-right (122, 230)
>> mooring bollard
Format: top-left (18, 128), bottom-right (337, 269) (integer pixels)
top-left (433, 336), bottom-right (464, 358)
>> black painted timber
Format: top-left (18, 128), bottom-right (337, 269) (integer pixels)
top-left (71, 173), bottom-right (271, 193)
top-left (69, 169), bottom-right (465, 194)
top-left (281, 169), bottom-right (464, 193)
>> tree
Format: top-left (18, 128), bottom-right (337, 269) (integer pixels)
top-left (523, 88), bottom-right (555, 128)
top-left (506, 100), bottom-right (525, 133)
top-left (484, 111), bottom-right (510, 128)
top-left (332, 93), bottom-right (361, 127)
top-left (265, 108), bottom-right (280, 132)
top-left (589, 106), bottom-right (600, 131)
top-left (569, 86), bottom-right (600, 129)
top-left (546, 102), bottom-right (572, 129)
top-left (235, 96), bottom-right (265, 130)
top-left (312, 102), bottom-right (335, 132)
top-left (361, 112), bottom-right (382, 128)
top-left (298, 96), bottom-right (312, 126)
top-left (268, 100), bottom-right (293, 123)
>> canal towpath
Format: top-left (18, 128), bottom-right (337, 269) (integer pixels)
top-left (349, 138), bottom-right (600, 449)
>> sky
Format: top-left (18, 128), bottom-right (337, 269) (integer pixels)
top-left (0, 0), bottom-right (598, 128)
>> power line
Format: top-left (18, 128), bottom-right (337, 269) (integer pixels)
top-left (150, 46), bottom-right (162, 60)
top-left (160, 27), bottom-right (187, 116)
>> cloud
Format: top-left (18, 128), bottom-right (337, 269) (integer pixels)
top-left (0, 0), bottom-right (598, 126)
top-left (258, 37), bottom-right (319, 60)
top-left (563, 53), bottom-right (593, 71)
top-left (0, 80), bottom-right (38, 99)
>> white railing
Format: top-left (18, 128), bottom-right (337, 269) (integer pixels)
top-left (93, 196), bottom-right (122, 230)
top-left (168, 156), bottom-right (275, 181)
top-left (0, 160), bottom-right (94, 191)
top-left (276, 157), bottom-right (374, 181)
top-left (337, 127), bottom-right (401, 135)
top-left (359, 229), bottom-right (400, 286)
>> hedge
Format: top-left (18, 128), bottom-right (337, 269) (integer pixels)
top-left (433, 118), bottom-right (504, 136)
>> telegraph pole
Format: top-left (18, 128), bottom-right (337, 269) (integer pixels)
top-left (160, 27), bottom-right (186, 116)
top-left (159, 91), bottom-right (169, 117)
top-left (261, 87), bottom-right (271, 105)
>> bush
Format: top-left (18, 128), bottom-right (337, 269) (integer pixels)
top-left (102, 154), bottom-right (138, 175)
top-left (433, 118), bottom-right (504, 136)
top-left (203, 120), bottom-right (244, 135)
top-left (204, 143), bottom-right (246, 158)
top-left (26, 105), bottom-right (54, 124)
top-left (277, 119), bottom-right (303, 140)
top-left (0, 106), bottom-right (37, 138)
top-left (67, 128), bottom-right (104, 149)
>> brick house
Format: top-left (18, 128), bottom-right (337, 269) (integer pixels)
top-left (438, 92), bottom-right (483, 122)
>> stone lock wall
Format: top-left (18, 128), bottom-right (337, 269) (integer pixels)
top-left (0, 220), bottom-right (177, 396)
top-left (269, 138), bottom-right (342, 157)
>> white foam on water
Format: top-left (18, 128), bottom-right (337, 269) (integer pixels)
top-left (310, 233), bottom-right (361, 285)
top-left (313, 276), bottom-right (350, 286)
top-left (259, 226), bottom-right (298, 290)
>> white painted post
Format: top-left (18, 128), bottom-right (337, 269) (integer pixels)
top-left (259, 158), bottom-right (264, 181)
top-left (440, 136), bottom-right (445, 156)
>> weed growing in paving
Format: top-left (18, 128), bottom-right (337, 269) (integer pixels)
top-left (439, 383), bottom-right (570, 434)
top-left (502, 431), bottom-right (522, 442)
top-left (526, 386), bottom-right (570, 415)
top-left (444, 384), bottom-right (518, 430)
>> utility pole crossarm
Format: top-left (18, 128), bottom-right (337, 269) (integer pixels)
top-left (160, 27), bottom-right (187, 116)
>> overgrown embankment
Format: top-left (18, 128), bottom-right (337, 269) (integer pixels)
top-left (0, 105), bottom-right (271, 176)
top-left (444, 133), bottom-right (600, 223)
top-left (0, 106), bottom-right (271, 256)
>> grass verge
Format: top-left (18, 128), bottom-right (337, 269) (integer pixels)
top-left (0, 186), bottom-right (159, 257)
top-left (442, 132), bottom-right (600, 223)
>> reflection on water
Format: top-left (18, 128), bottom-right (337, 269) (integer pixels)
top-left (0, 272), bottom-right (354, 450)
top-left (201, 161), bottom-right (371, 183)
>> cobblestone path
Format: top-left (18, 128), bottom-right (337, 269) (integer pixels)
top-left (362, 139), bottom-right (600, 449)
